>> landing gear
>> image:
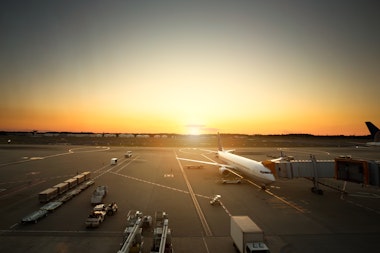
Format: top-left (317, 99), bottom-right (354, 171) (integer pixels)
top-left (310, 155), bottom-right (323, 195)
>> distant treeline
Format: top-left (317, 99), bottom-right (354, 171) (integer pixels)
top-left (0, 131), bottom-right (370, 138)
top-left (0, 130), bottom-right (372, 147)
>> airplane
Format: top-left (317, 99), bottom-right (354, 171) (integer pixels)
top-left (365, 121), bottom-right (380, 146)
top-left (176, 133), bottom-right (276, 188)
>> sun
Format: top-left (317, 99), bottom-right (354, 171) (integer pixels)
top-left (186, 124), bottom-right (204, 135)
top-left (189, 127), bottom-right (201, 135)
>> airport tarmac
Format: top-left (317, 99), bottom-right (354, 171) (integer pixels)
top-left (0, 144), bottom-right (379, 253)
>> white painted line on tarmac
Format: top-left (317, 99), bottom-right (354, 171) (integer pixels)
top-left (111, 171), bottom-right (189, 194)
top-left (114, 155), bottom-right (140, 173)
top-left (9, 223), bottom-right (18, 229)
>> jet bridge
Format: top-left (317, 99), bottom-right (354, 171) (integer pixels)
top-left (335, 157), bottom-right (380, 186)
top-left (274, 157), bottom-right (335, 179)
top-left (265, 155), bottom-right (380, 194)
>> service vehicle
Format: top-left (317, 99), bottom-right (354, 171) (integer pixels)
top-left (85, 211), bottom-right (106, 228)
top-left (125, 151), bottom-right (133, 158)
top-left (210, 194), bottom-right (221, 205)
top-left (230, 216), bottom-right (270, 253)
top-left (111, 158), bottom-right (118, 165)
top-left (91, 185), bottom-right (108, 205)
top-left (118, 210), bottom-right (144, 253)
top-left (21, 209), bottom-right (48, 224)
top-left (93, 202), bottom-right (118, 215)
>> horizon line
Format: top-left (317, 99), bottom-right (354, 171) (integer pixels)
top-left (0, 130), bottom-right (370, 137)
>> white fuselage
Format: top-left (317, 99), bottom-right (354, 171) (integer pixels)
top-left (217, 151), bottom-right (275, 185)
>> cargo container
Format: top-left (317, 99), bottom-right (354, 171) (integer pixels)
top-left (81, 171), bottom-right (91, 180)
top-left (52, 182), bottom-right (69, 195)
top-left (39, 188), bottom-right (58, 203)
top-left (64, 178), bottom-right (78, 189)
top-left (73, 174), bottom-right (85, 184)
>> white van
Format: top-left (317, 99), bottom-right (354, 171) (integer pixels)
top-left (110, 158), bottom-right (118, 165)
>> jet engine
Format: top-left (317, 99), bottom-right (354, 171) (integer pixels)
top-left (218, 166), bottom-right (230, 176)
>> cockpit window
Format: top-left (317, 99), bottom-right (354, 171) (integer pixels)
top-left (260, 171), bottom-right (272, 174)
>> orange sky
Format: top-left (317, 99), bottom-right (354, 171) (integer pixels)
top-left (1, 1), bottom-right (379, 135)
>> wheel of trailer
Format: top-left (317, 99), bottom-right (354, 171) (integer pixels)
top-left (318, 189), bottom-right (324, 195)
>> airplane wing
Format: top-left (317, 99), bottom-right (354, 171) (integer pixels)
top-left (197, 148), bottom-right (217, 154)
top-left (176, 157), bottom-right (232, 168)
top-left (176, 157), bottom-right (243, 178)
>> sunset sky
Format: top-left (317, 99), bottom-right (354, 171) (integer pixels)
top-left (1, 1), bottom-right (379, 135)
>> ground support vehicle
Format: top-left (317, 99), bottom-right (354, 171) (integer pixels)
top-left (151, 213), bottom-right (173, 253)
top-left (21, 209), bottom-right (48, 224)
top-left (91, 185), bottom-right (108, 205)
top-left (142, 215), bottom-right (152, 230)
top-left (78, 180), bottom-right (95, 191)
top-left (106, 203), bottom-right (118, 215)
top-left (22, 173), bottom-right (93, 225)
top-left (230, 216), bottom-right (270, 253)
top-left (40, 201), bottom-right (63, 212)
top-left (210, 194), bottom-right (221, 205)
top-left (118, 210), bottom-right (144, 253)
top-left (38, 171), bottom-right (92, 202)
top-left (111, 158), bottom-right (118, 165)
top-left (93, 203), bottom-right (118, 216)
top-left (85, 211), bottom-right (106, 228)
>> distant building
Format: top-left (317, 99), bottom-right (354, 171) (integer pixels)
top-left (119, 134), bottom-right (135, 138)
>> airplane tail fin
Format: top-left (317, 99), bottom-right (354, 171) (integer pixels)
top-left (217, 132), bottom-right (223, 151)
top-left (365, 122), bottom-right (379, 138)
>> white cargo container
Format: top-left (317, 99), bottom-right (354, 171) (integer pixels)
top-left (230, 216), bottom-right (270, 253)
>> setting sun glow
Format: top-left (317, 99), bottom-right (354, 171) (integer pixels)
top-left (1, 2), bottom-right (379, 135)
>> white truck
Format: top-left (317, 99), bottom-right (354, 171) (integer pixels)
top-left (125, 151), bottom-right (133, 158)
top-left (93, 203), bottom-right (118, 216)
top-left (85, 211), bottom-right (106, 228)
top-left (111, 158), bottom-right (118, 165)
top-left (230, 216), bottom-right (270, 253)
